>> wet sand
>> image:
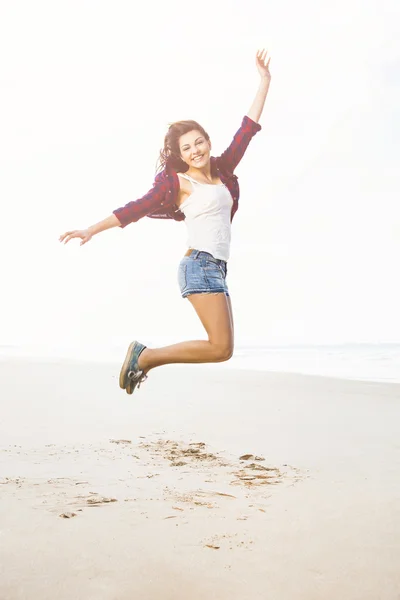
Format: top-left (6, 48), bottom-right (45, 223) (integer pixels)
top-left (1, 359), bottom-right (399, 600)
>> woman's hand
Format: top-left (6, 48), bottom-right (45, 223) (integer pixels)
top-left (246, 49), bottom-right (271, 123)
top-left (59, 229), bottom-right (93, 246)
top-left (256, 48), bottom-right (271, 81)
top-left (59, 215), bottom-right (121, 246)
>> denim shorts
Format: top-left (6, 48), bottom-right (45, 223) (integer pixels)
top-left (178, 250), bottom-right (229, 299)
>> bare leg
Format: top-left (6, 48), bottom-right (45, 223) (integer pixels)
top-left (138, 293), bottom-right (233, 372)
top-left (227, 295), bottom-right (234, 340)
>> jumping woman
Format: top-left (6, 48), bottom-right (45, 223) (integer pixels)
top-left (60, 49), bottom-right (271, 395)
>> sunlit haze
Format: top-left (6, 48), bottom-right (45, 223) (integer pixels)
top-left (1, 0), bottom-right (399, 356)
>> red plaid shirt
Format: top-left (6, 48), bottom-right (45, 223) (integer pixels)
top-left (113, 115), bottom-right (262, 227)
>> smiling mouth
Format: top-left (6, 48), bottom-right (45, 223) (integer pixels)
top-left (193, 155), bottom-right (204, 162)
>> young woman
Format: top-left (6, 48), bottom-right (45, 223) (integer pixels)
top-left (60, 49), bottom-right (271, 395)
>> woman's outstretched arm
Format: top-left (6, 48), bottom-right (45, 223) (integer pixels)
top-left (246, 49), bottom-right (271, 123)
top-left (59, 167), bottom-right (178, 245)
top-left (59, 213), bottom-right (121, 246)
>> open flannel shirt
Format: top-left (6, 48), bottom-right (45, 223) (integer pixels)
top-left (113, 115), bottom-right (262, 227)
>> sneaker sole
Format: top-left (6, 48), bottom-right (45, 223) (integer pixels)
top-left (119, 341), bottom-right (135, 390)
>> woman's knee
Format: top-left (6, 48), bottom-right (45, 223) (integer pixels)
top-left (212, 342), bottom-right (234, 362)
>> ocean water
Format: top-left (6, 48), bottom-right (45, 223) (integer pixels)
top-left (1, 343), bottom-right (400, 384)
top-left (223, 344), bottom-right (400, 384)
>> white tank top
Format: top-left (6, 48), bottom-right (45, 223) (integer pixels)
top-left (179, 173), bottom-right (233, 261)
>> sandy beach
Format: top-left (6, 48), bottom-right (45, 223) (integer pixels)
top-left (0, 358), bottom-right (399, 600)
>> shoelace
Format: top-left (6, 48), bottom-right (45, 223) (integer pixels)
top-left (127, 369), bottom-right (148, 389)
top-left (137, 373), bottom-right (148, 389)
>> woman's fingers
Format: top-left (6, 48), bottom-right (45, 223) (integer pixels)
top-left (263, 51), bottom-right (268, 64)
top-left (80, 236), bottom-right (91, 246)
top-left (257, 48), bottom-right (269, 66)
top-left (59, 229), bottom-right (91, 246)
top-left (64, 232), bottom-right (77, 244)
top-left (59, 230), bottom-right (79, 244)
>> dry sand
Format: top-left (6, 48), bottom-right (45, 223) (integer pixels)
top-left (0, 358), bottom-right (399, 600)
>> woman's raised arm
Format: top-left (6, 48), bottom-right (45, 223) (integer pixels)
top-left (215, 49), bottom-right (271, 173)
top-left (246, 49), bottom-right (271, 123)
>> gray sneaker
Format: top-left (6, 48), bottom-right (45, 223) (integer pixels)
top-left (119, 341), bottom-right (147, 395)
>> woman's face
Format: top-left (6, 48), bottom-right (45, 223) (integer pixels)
top-left (179, 129), bottom-right (211, 169)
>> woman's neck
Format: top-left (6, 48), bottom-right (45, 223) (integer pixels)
top-left (187, 162), bottom-right (212, 181)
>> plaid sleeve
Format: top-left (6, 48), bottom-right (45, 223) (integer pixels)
top-left (112, 171), bottom-right (170, 228)
top-left (217, 115), bottom-right (262, 174)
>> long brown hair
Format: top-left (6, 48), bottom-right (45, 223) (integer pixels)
top-left (157, 120), bottom-right (210, 173)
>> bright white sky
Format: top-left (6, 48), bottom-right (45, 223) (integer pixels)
top-left (1, 0), bottom-right (399, 354)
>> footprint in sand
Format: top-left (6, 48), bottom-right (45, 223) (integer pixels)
top-left (86, 496), bottom-right (118, 505)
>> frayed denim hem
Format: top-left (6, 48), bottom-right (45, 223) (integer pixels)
top-left (182, 289), bottom-right (230, 299)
